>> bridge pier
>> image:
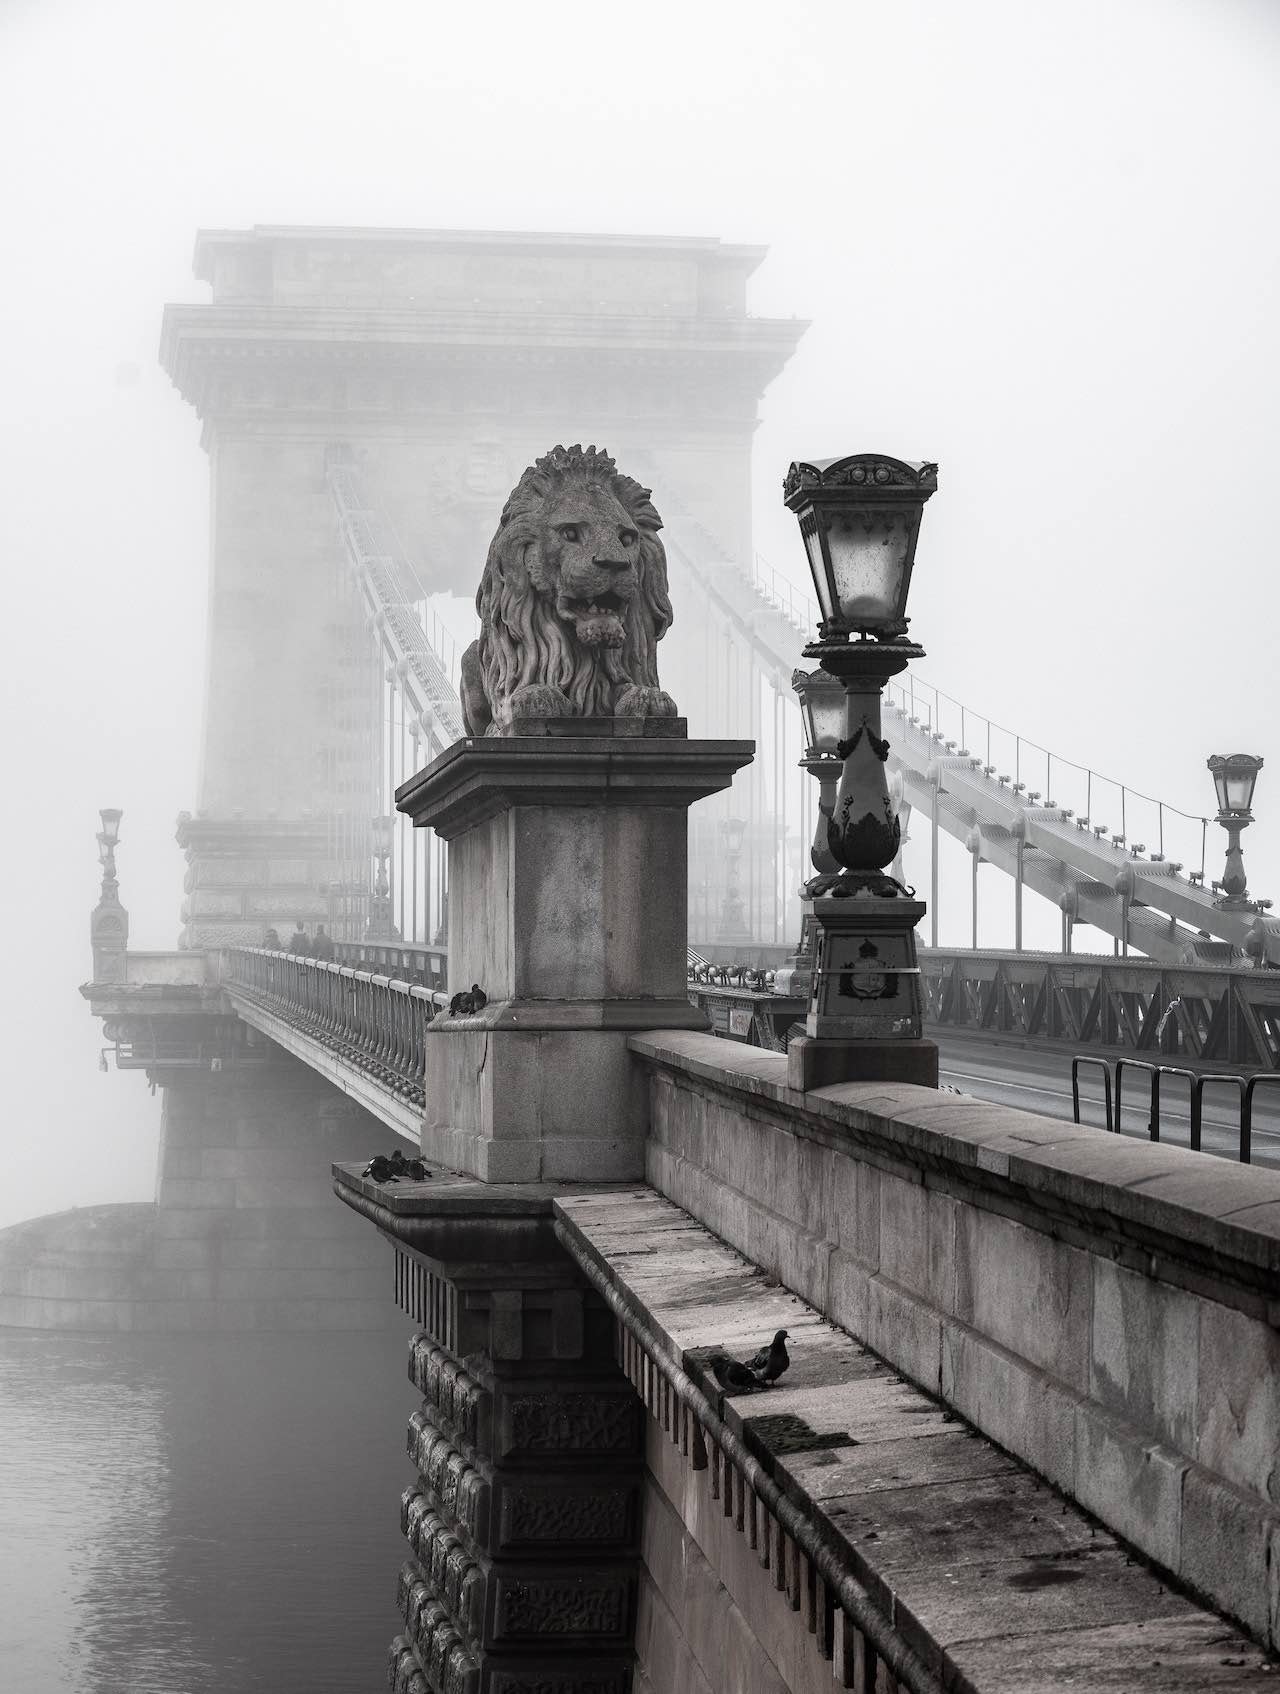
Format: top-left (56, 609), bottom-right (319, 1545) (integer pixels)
top-left (340, 1177), bottom-right (644, 1694)
top-left (0, 1049), bottom-right (400, 1332)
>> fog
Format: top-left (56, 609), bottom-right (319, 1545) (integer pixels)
top-left (1, 0), bottom-right (1277, 1227)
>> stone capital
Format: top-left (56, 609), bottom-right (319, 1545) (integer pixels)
top-left (395, 729), bottom-right (754, 842)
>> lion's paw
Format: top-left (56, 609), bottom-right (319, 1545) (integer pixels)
top-left (614, 686), bottom-right (679, 720)
top-left (509, 684), bottom-right (574, 720)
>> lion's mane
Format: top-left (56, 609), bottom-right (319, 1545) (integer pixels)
top-left (467, 444), bottom-right (674, 733)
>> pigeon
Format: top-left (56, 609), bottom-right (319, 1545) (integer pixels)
top-left (747, 1329), bottom-right (790, 1384)
top-left (362, 1150), bottom-right (430, 1184)
top-left (449, 983), bottom-right (488, 1017)
top-left (709, 1352), bottom-right (763, 1394)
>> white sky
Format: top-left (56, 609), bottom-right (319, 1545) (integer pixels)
top-left (0, 0), bottom-right (1277, 1225)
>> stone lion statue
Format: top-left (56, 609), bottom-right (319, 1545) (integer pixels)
top-left (459, 444), bottom-right (679, 735)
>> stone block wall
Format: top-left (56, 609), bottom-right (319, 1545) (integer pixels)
top-left (636, 1422), bottom-right (848, 1694)
top-left (630, 1030), bottom-right (1280, 1655)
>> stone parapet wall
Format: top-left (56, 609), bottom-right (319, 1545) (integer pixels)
top-left (629, 1030), bottom-right (1280, 1653)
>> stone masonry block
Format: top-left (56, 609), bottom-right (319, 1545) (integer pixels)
top-left (245, 890), bottom-right (327, 918)
top-left (640, 1477), bottom-right (690, 1635)
top-left (769, 1130), bottom-right (835, 1240)
top-left (1090, 1257), bottom-right (1200, 1456)
top-left (1073, 1401), bottom-right (1185, 1571)
top-left (827, 1247), bottom-right (870, 1342)
top-left (940, 1325), bottom-right (1078, 1493)
top-left (864, 1274), bottom-right (942, 1393)
top-left (191, 859), bottom-right (267, 886)
top-left (831, 1151), bottom-right (880, 1270)
top-left (1178, 1464), bottom-right (1277, 1643)
top-left (201, 1145), bottom-right (328, 1181)
top-left (156, 1178), bottom-right (237, 1209)
top-left (187, 889), bottom-right (246, 918)
top-left (877, 1173), bottom-right (957, 1316)
top-left (954, 1205), bottom-right (1091, 1394)
top-left (152, 1237), bottom-right (221, 1271)
top-left (1197, 1298), bottom-right (1280, 1505)
top-left (232, 1178), bottom-right (341, 1209)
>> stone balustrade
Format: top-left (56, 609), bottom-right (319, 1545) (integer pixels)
top-left (223, 947), bottom-right (444, 1125)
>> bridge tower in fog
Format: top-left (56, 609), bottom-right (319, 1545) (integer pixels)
top-left (160, 227), bottom-right (806, 951)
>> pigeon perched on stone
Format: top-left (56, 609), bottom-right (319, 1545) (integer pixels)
top-left (362, 1150), bottom-right (430, 1183)
top-left (747, 1329), bottom-right (790, 1384)
top-left (710, 1352), bottom-right (762, 1394)
top-left (449, 983), bottom-right (488, 1017)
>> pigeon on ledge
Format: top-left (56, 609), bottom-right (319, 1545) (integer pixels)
top-left (709, 1352), bottom-right (763, 1394)
top-left (747, 1329), bottom-right (790, 1384)
top-left (362, 1149), bottom-right (430, 1183)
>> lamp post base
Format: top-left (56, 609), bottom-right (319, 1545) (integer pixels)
top-left (787, 1035), bottom-right (939, 1092)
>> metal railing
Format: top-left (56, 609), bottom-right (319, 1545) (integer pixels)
top-left (887, 672), bottom-right (1215, 880)
top-left (1072, 1053), bottom-right (1280, 1164)
top-left (752, 553), bottom-right (820, 637)
top-left (331, 938), bottom-right (448, 990)
top-left (223, 948), bottom-right (446, 1106)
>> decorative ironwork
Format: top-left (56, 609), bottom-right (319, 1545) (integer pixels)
top-left (223, 947), bottom-right (443, 1105)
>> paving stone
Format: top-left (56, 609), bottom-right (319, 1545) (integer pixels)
top-left (821, 1470), bottom-right (1105, 1574)
top-left (896, 1545), bottom-right (1180, 1677)
top-left (782, 1430), bottom-right (1017, 1501)
top-left (945, 1612), bottom-right (1276, 1692)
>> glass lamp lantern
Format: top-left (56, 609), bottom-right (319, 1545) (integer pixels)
top-left (1208, 754), bottom-right (1263, 816)
top-left (371, 814), bottom-right (395, 858)
top-left (99, 807), bottom-right (122, 846)
top-left (792, 667), bottom-right (846, 757)
top-left (720, 815), bottom-right (747, 857)
top-left (783, 455), bottom-right (938, 641)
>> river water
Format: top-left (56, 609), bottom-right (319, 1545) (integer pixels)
top-left (0, 1327), bottom-right (417, 1694)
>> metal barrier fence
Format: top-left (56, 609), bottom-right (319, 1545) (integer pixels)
top-left (223, 948), bottom-right (446, 1107)
top-left (1071, 1053), bottom-right (1280, 1164)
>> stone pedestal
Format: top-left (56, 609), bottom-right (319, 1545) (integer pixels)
top-left (787, 894), bottom-right (938, 1091)
top-left (335, 1166), bottom-right (644, 1694)
top-left (397, 729), bottom-right (753, 1182)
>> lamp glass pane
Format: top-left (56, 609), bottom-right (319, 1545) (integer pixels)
top-left (826, 514), bottom-right (909, 628)
top-left (806, 683), bottom-right (846, 755)
top-left (1226, 771), bottom-right (1255, 810)
top-left (803, 524), bottom-right (835, 622)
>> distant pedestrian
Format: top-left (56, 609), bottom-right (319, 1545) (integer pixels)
top-left (288, 921), bottom-right (312, 956)
top-left (262, 927), bottom-right (283, 952)
top-left (311, 924), bottom-right (336, 961)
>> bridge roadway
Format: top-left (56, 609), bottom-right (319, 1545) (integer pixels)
top-left (934, 1027), bottom-right (1280, 1167)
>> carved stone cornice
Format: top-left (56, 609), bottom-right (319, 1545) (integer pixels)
top-left (174, 813), bottom-right (333, 859)
top-left (159, 304), bottom-right (807, 422)
top-left (396, 733), bottom-right (755, 842)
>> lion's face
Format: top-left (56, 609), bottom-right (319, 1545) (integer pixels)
top-left (526, 480), bottom-right (643, 650)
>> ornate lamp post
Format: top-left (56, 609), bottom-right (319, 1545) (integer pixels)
top-left (1208, 753), bottom-right (1263, 909)
top-left (90, 807), bottom-right (128, 982)
top-left (365, 813), bottom-right (399, 941)
top-left (782, 453), bottom-right (939, 1091)
top-left (775, 668), bottom-right (845, 995)
top-left (716, 815), bottom-right (751, 945)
